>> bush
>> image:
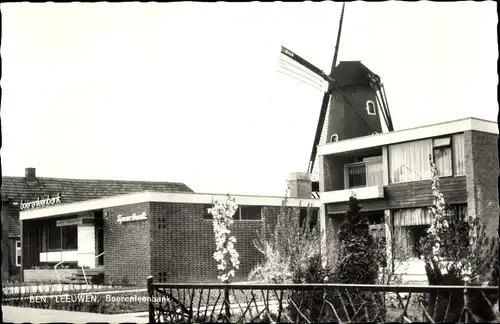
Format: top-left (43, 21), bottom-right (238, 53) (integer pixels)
top-left (249, 197), bottom-right (331, 284)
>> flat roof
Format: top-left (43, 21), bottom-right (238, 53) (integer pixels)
top-left (20, 191), bottom-right (320, 220)
top-left (318, 117), bottom-right (498, 156)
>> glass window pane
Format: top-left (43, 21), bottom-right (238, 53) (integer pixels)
top-left (348, 165), bottom-right (366, 188)
top-left (389, 139), bottom-right (433, 184)
top-left (48, 222), bottom-right (61, 251)
top-left (452, 133), bottom-right (465, 175)
top-left (434, 147), bottom-right (452, 177)
top-left (62, 226), bottom-right (78, 250)
top-left (433, 137), bottom-right (451, 147)
top-left (240, 206), bottom-right (261, 220)
top-left (203, 204), bottom-right (213, 220)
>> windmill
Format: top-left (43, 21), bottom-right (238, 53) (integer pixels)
top-left (277, 3), bottom-right (394, 198)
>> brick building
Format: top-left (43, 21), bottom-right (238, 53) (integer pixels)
top-left (4, 170), bottom-right (319, 284)
top-left (1, 168), bottom-right (193, 281)
top-left (316, 117), bottom-right (499, 282)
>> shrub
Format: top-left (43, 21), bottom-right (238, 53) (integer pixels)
top-left (249, 195), bottom-right (336, 322)
top-left (249, 197), bottom-right (331, 284)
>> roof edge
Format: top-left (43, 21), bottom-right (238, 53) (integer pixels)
top-left (318, 117), bottom-right (498, 156)
top-left (20, 191), bottom-right (320, 220)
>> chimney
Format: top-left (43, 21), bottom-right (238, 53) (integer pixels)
top-left (287, 172), bottom-right (312, 198)
top-left (25, 167), bottom-right (36, 182)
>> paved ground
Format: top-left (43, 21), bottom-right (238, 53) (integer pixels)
top-left (1, 306), bottom-right (148, 323)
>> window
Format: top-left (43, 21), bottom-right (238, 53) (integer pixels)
top-left (394, 225), bottom-right (428, 260)
top-left (239, 206), bottom-right (262, 220)
top-left (299, 208), bottom-right (319, 229)
top-left (433, 137), bottom-right (452, 177)
top-left (48, 222), bottom-right (61, 251)
top-left (366, 100), bottom-right (376, 115)
top-left (393, 208), bottom-right (432, 260)
top-left (347, 164), bottom-right (366, 188)
top-left (452, 133), bottom-right (465, 175)
top-left (203, 204), bottom-right (262, 221)
top-left (61, 226), bottom-right (78, 250)
top-left (389, 139), bottom-right (433, 184)
top-left (345, 157), bottom-right (383, 188)
top-left (41, 220), bottom-right (78, 251)
top-left (15, 241), bottom-right (22, 267)
top-left (202, 204), bottom-right (213, 220)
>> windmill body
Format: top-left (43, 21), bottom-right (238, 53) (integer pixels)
top-left (327, 61), bottom-right (384, 142)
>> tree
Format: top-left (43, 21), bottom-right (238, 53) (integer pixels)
top-left (419, 154), bottom-right (499, 322)
top-left (208, 195), bottom-right (240, 283)
top-left (331, 196), bottom-right (380, 284)
top-left (328, 195), bottom-right (383, 322)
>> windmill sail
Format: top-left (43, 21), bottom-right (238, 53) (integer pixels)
top-left (308, 2), bottom-right (346, 181)
top-left (274, 2), bottom-right (395, 198)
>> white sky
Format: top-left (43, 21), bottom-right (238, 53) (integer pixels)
top-left (1, 2), bottom-right (498, 196)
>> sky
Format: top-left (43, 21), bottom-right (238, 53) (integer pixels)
top-left (1, 2), bottom-right (498, 196)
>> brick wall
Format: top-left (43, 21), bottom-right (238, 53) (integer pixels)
top-left (149, 202), bottom-right (286, 283)
top-left (322, 155), bottom-right (349, 192)
top-left (2, 203), bottom-right (10, 280)
top-left (8, 204), bottom-right (21, 237)
top-left (103, 202), bottom-right (151, 286)
top-left (465, 130), bottom-right (499, 237)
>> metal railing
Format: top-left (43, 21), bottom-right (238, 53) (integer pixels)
top-left (54, 261), bottom-right (68, 287)
top-left (80, 266), bottom-right (89, 286)
top-left (95, 252), bottom-right (105, 266)
top-left (81, 252), bottom-right (106, 286)
top-left (147, 278), bottom-right (499, 323)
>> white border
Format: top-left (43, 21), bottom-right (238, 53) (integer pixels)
top-left (317, 117), bottom-right (498, 156)
top-left (20, 191), bottom-right (320, 220)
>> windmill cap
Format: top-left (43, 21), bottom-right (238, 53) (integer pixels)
top-left (333, 61), bottom-right (380, 87)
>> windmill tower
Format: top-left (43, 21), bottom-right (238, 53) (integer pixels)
top-left (277, 3), bottom-right (394, 197)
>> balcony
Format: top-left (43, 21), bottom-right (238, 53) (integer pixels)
top-left (321, 156), bottom-right (385, 204)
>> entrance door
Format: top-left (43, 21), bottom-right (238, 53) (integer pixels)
top-left (97, 228), bottom-right (104, 266)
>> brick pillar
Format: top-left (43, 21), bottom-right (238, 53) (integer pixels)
top-left (464, 130), bottom-right (499, 238)
top-left (287, 172), bottom-right (312, 198)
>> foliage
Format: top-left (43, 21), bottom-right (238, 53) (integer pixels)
top-left (419, 154), bottom-right (499, 322)
top-left (249, 194), bottom-right (333, 284)
top-left (247, 241), bottom-right (293, 284)
top-left (208, 195), bottom-right (240, 283)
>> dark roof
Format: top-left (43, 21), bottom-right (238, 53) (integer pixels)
top-left (332, 61), bottom-right (381, 87)
top-left (1, 176), bottom-right (194, 204)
